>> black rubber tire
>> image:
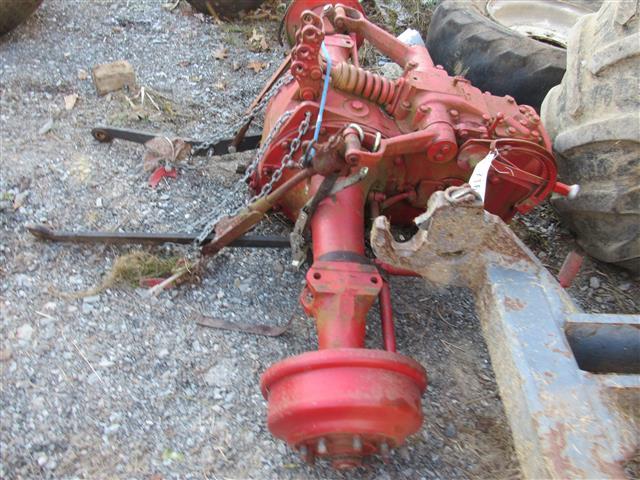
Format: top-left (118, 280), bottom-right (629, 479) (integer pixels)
top-left (425, 0), bottom-right (600, 110)
top-left (541, 1), bottom-right (640, 274)
top-left (0, 0), bottom-right (43, 35)
top-left (186, 0), bottom-right (265, 17)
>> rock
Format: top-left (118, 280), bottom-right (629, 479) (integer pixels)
top-left (619, 282), bottom-right (631, 291)
top-left (444, 423), bottom-right (457, 438)
top-left (36, 454), bottom-right (48, 467)
top-left (0, 348), bottom-right (12, 362)
top-left (380, 61), bottom-right (404, 80)
top-left (16, 324), bottom-right (34, 343)
top-left (38, 117), bottom-right (54, 135)
top-left (157, 348), bottom-right (169, 359)
top-left (83, 295), bottom-right (101, 304)
top-left (91, 60), bottom-right (136, 96)
top-left (589, 276), bottom-right (601, 289)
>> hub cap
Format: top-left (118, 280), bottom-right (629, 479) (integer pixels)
top-left (486, 0), bottom-right (593, 48)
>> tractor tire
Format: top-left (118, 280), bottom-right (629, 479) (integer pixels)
top-left (186, 0), bottom-right (265, 17)
top-left (425, 0), bottom-right (601, 110)
top-left (541, 1), bottom-right (640, 274)
top-left (0, 0), bottom-right (43, 35)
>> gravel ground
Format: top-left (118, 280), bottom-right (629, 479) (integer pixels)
top-left (1, 1), bottom-right (638, 479)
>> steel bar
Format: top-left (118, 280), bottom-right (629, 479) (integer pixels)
top-left (26, 223), bottom-right (290, 248)
top-left (370, 189), bottom-right (640, 479)
top-left (91, 126), bottom-right (261, 156)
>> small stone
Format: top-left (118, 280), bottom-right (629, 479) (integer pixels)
top-left (36, 454), bottom-right (48, 467)
top-left (38, 117), bottom-right (54, 135)
top-left (444, 423), bottom-right (457, 438)
top-left (96, 197), bottom-right (103, 208)
top-left (589, 276), bottom-right (601, 289)
top-left (273, 262), bottom-right (284, 275)
top-left (0, 348), bottom-right (12, 362)
top-left (16, 324), bottom-right (34, 342)
top-left (619, 282), bottom-right (631, 291)
top-left (91, 60), bottom-right (136, 96)
top-left (380, 61), bottom-right (404, 79)
top-left (83, 295), bottom-right (101, 303)
top-left (99, 358), bottom-right (114, 368)
top-left (157, 348), bottom-right (169, 359)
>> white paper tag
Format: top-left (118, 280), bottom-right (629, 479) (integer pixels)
top-left (469, 150), bottom-right (497, 202)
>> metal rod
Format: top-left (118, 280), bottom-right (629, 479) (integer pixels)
top-left (374, 259), bottom-right (420, 277)
top-left (379, 281), bottom-right (397, 352)
top-left (26, 224), bottom-right (290, 248)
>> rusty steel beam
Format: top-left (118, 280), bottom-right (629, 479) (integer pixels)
top-left (371, 185), bottom-right (639, 479)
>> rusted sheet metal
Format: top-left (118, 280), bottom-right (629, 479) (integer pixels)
top-left (371, 186), bottom-right (640, 479)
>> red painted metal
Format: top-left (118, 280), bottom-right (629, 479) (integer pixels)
top-left (257, 1), bottom-right (566, 467)
top-left (379, 281), bottom-right (397, 352)
top-left (558, 250), bottom-right (584, 288)
top-left (261, 348), bottom-right (426, 468)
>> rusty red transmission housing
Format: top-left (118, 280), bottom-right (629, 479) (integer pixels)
top-left (255, 1), bottom-right (561, 468)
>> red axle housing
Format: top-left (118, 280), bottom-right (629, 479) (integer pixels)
top-left (256, 1), bottom-right (562, 468)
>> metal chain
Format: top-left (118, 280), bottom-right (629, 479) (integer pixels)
top-left (191, 74), bottom-right (294, 157)
top-left (189, 74), bottom-right (296, 244)
top-left (247, 110), bottom-right (311, 204)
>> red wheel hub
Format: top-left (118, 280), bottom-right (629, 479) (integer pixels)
top-left (261, 348), bottom-right (427, 468)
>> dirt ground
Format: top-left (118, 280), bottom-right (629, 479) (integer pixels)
top-left (1, 1), bottom-right (638, 479)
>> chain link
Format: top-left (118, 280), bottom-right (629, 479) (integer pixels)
top-left (190, 74), bottom-right (297, 245)
top-left (191, 74), bottom-right (294, 157)
top-left (247, 110), bottom-right (311, 204)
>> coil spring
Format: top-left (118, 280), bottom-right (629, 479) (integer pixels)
top-left (330, 62), bottom-right (397, 106)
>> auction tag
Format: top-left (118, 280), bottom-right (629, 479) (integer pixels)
top-left (469, 150), bottom-right (497, 202)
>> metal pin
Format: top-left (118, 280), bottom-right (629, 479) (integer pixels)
top-left (317, 438), bottom-right (328, 455)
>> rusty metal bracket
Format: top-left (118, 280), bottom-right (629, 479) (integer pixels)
top-left (371, 185), bottom-right (640, 479)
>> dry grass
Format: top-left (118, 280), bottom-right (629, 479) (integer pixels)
top-left (61, 251), bottom-right (195, 298)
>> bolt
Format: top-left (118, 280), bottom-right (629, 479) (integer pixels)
top-left (435, 153), bottom-right (444, 161)
top-left (532, 115), bottom-right (540, 124)
top-left (352, 436), bottom-right (363, 452)
top-left (482, 114), bottom-right (491, 123)
top-left (505, 95), bottom-right (515, 103)
top-left (441, 144), bottom-right (451, 153)
top-left (460, 129), bottom-right (468, 136)
top-left (419, 104), bottom-right (430, 113)
top-left (507, 126), bottom-right (516, 134)
top-left (406, 61), bottom-right (418, 70)
top-left (519, 106), bottom-right (527, 114)
top-left (351, 100), bottom-right (364, 111)
top-left (449, 109), bottom-right (459, 117)
top-left (310, 68), bottom-right (322, 80)
top-left (302, 90), bottom-right (314, 101)
top-left (436, 64), bottom-right (444, 70)
top-left (401, 100), bottom-right (411, 109)
top-left (317, 438), bottom-right (328, 455)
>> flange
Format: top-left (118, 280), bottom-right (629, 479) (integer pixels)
top-left (261, 348), bottom-right (427, 468)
